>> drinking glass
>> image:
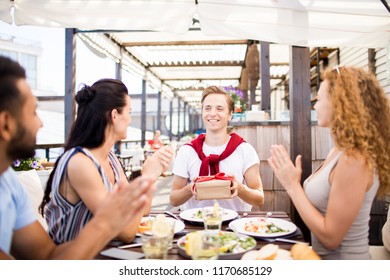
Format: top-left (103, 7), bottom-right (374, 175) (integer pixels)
top-left (191, 234), bottom-right (219, 260)
top-left (166, 219), bottom-right (176, 250)
top-left (141, 234), bottom-right (169, 259)
top-left (202, 207), bottom-right (223, 234)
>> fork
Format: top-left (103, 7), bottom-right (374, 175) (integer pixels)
top-left (262, 237), bottom-right (308, 245)
top-left (164, 210), bottom-right (181, 221)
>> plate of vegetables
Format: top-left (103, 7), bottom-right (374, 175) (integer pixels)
top-left (228, 217), bottom-right (297, 238)
top-left (177, 230), bottom-right (256, 260)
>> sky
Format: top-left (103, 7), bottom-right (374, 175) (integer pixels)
top-left (0, 20), bottom-right (144, 95)
top-left (0, 20), bottom-right (152, 144)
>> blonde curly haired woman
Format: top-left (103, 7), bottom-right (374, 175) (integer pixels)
top-left (268, 66), bottom-right (390, 259)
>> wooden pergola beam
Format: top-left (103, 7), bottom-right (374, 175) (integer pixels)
top-left (122, 39), bottom-right (249, 47)
top-left (162, 77), bottom-right (239, 81)
top-left (149, 61), bottom-right (244, 67)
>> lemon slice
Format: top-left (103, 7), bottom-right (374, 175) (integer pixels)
top-left (185, 231), bottom-right (202, 256)
top-left (213, 201), bottom-right (219, 216)
top-left (152, 215), bottom-right (171, 238)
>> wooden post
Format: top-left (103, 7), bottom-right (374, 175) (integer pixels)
top-left (260, 41), bottom-right (270, 112)
top-left (246, 43), bottom-right (260, 108)
top-left (289, 46), bottom-right (312, 242)
top-left (368, 48), bottom-right (376, 74)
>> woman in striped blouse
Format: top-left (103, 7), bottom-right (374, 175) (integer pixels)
top-left (39, 79), bottom-right (173, 244)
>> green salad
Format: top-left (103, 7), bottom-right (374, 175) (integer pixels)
top-left (192, 209), bottom-right (203, 219)
top-left (266, 222), bottom-right (289, 234)
top-left (180, 231), bottom-right (256, 254)
top-left (215, 232), bottom-right (256, 253)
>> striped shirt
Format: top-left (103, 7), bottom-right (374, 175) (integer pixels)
top-left (45, 147), bottom-right (122, 244)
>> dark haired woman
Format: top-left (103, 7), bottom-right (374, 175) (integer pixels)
top-left (40, 79), bottom-right (173, 244)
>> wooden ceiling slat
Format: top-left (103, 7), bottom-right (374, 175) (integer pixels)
top-left (148, 61), bottom-right (244, 67)
top-left (122, 40), bottom-right (249, 47)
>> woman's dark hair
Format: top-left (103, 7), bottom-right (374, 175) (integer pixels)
top-left (39, 78), bottom-right (128, 216)
top-left (65, 78), bottom-right (128, 150)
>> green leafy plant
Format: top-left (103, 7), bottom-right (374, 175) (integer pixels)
top-left (12, 157), bottom-right (43, 171)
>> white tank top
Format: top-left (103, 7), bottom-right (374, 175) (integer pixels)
top-left (304, 152), bottom-right (379, 259)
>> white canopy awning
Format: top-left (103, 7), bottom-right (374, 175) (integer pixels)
top-left (0, 0), bottom-right (389, 48)
top-left (1, 0), bottom-right (389, 108)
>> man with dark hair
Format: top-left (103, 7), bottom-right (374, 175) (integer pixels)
top-left (0, 56), bottom-right (155, 259)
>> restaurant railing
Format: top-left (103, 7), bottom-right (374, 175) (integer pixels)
top-left (35, 140), bottom-right (143, 162)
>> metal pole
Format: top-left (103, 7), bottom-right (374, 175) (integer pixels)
top-left (169, 99), bottom-right (173, 140)
top-left (157, 90), bottom-right (162, 131)
top-left (177, 97), bottom-right (181, 138)
top-left (183, 102), bottom-right (187, 135)
top-left (114, 58), bottom-right (122, 155)
top-left (64, 28), bottom-right (76, 142)
top-left (141, 77), bottom-right (147, 147)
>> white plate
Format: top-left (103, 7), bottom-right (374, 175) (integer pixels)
top-left (138, 216), bottom-right (185, 234)
top-left (240, 250), bottom-right (261, 260)
top-left (177, 230), bottom-right (256, 260)
top-left (241, 248), bottom-right (293, 260)
top-left (229, 217), bottom-right (297, 238)
top-left (179, 207), bottom-right (238, 223)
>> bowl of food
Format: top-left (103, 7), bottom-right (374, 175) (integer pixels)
top-left (177, 230), bottom-right (256, 260)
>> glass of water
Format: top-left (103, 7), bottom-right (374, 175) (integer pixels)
top-left (202, 206), bottom-right (223, 234)
top-left (166, 219), bottom-right (176, 250)
top-left (141, 233), bottom-right (169, 259)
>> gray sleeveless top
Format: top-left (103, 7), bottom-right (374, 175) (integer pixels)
top-left (45, 147), bottom-right (122, 244)
top-left (304, 152), bottom-right (379, 260)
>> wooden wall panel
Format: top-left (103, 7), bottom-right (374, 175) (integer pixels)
top-left (259, 161), bottom-right (273, 191)
top-left (257, 126), bottom-right (278, 160)
top-left (233, 123), bottom-right (331, 215)
top-left (274, 190), bottom-right (291, 214)
top-left (261, 190), bottom-right (275, 212)
top-left (277, 125), bottom-right (290, 153)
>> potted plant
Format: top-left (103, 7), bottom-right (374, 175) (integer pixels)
top-left (12, 157), bottom-right (51, 190)
top-left (12, 157), bottom-right (43, 171)
top-left (223, 86), bottom-right (246, 122)
top-left (223, 85), bottom-right (246, 113)
top-left (12, 157), bottom-right (49, 229)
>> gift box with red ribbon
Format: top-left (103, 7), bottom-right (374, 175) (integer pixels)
top-left (192, 172), bottom-right (233, 200)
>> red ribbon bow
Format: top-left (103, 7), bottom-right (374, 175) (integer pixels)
top-left (192, 172), bottom-right (234, 193)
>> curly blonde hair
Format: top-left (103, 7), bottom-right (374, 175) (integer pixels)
top-left (324, 66), bottom-right (390, 197)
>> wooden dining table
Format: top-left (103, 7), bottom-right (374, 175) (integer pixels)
top-left (97, 210), bottom-right (305, 260)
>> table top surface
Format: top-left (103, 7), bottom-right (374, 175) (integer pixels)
top-left (98, 210), bottom-right (304, 260)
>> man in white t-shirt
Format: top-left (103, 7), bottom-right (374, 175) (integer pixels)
top-left (170, 86), bottom-right (264, 211)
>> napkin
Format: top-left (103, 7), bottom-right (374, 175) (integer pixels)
top-left (192, 172), bottom-right (233, 200)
